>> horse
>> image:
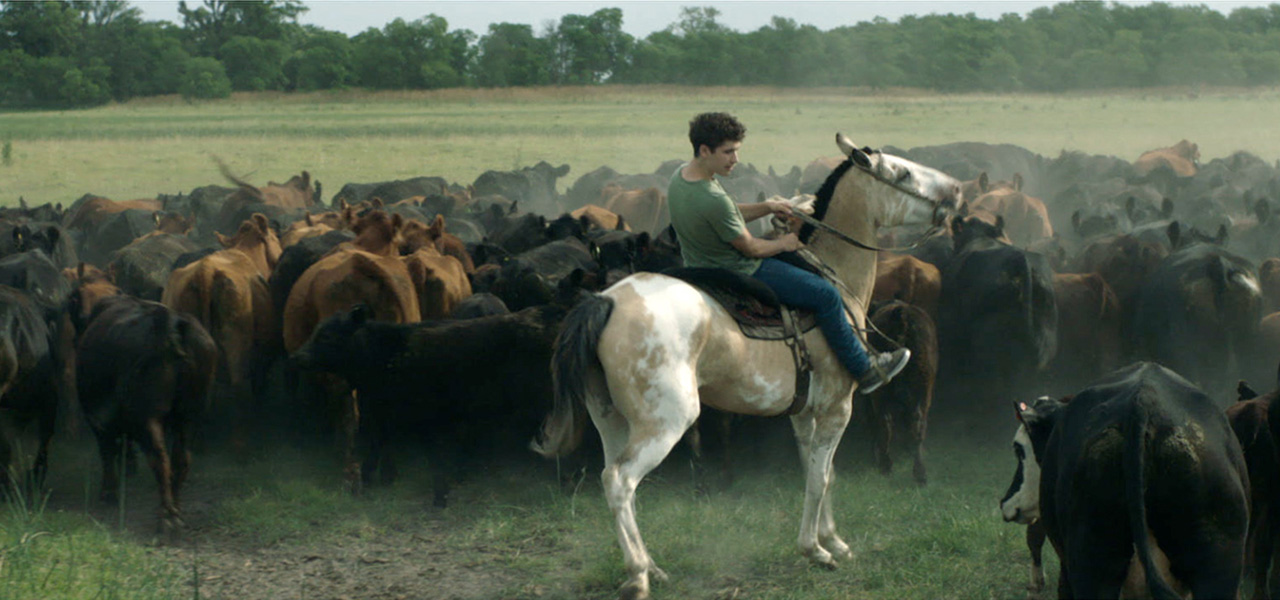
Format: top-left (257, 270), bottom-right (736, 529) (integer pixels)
top-left (532, 133), bottom-right (963, 599)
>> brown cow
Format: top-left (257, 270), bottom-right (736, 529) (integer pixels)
top-left (1261, 258), bottom-right (1280, 314)
top-left (1071, 233), bottom-right (1168, 313)
top-left (800, 156), bottom-right (845, 192)
top-left (282, 211), bottom-right (422, 490)
top-left (873, 253), bottom-right (941, 320)
top-left (604, 186), bottom-right (667, 234)
top-left (1227, 369), bottom-right (1280, 600)
top-left (163, 214), bottom-right (281, 451)
top-left (399, 215), bottom-right (475, 274)
top-left (855, 300), bottom-right (937, 486)
top-left (403, 250), bottom-right (472, 320)
top-left (1051, 273), bottom-right (1123, 391)
top-left (62, 196), bottom-right (163, 231)
top-left (280, 210), bottom-right (350, 248)
top-left (967, 173), bottom-right (1053, 247)
top-left (1134, 139), bottom-right (1200, 177)
top-left (571, 204), bottom-right (629, 231)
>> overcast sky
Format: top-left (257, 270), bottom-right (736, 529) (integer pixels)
top-left (132, 1), bottom-right (1278, 38)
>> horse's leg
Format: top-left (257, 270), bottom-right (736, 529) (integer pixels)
top-left (590, 383), bottom-right (696, 600)
top-left (792, 397), bottom-right (854, 567)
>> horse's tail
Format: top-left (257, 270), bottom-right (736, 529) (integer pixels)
top-left (531, 293), bottom-right (614, 458)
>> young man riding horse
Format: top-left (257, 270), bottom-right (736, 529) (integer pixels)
top-left (669, 112), bottom-right (910, 392)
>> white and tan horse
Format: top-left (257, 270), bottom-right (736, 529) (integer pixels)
top-left (532, 134), bottom-right (962, 599)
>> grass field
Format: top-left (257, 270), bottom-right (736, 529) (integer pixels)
top-left (3, 85), bottom-right (1280, 207)
top-left (1, 86), bottom-right (1275, 599)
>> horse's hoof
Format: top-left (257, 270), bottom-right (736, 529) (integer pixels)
top-left (618, 581), bottom-right (650, 600)
top-left (650, 565), bottom-right (669, 583)
top-left (821, 536), bottom-right (853, 561)
top-left (805, 549), bottom-right (839, 570)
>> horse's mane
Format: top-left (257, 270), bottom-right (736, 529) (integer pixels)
top-left (799, 157), bottom-right (855, 243)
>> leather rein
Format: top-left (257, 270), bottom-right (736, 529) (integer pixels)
top-left (794, 159), bottom-right (953, 253)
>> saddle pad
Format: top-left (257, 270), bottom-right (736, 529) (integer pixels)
top-left (663, 267), bottom-right (818, 340)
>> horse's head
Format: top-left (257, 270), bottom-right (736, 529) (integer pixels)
top-left (835, 134), bottom-right (963, 229)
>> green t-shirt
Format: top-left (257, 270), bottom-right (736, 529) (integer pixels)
top-left (667, 166), bottom-right (761, 277)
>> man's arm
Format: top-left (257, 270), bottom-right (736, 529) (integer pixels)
top-left (730, 230), bottom-right (803, 258)
top-left (737, 199), bottom-right (793, 223)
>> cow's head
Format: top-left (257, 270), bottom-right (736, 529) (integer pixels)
top-left (1000, 396), bottom-right (1062, 524)
top-left (291, 303), bottom-right (372, 374)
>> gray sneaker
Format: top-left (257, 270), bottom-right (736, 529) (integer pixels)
top-left (858, 348), bottom-right (911, 394)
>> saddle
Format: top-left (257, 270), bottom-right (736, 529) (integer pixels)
top-left (663, 266), bottom-right (818, 415)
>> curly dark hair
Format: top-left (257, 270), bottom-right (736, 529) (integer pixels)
top-left (688, 112), bottom-right (746, 157)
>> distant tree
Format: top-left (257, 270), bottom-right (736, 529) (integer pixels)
top-left (220, 35), bottom-right (286, 90)
top-left (474, 23), bottom-right (552, 87)
top-left (351, 15), bottom-right (469, 89)
top-left (285, 28), bottom-right (353, 91)
top-left (549, 8), bottom-right (633, 84)
top-left (179, 55), bottom-right (231, 99)
top-left (0, 0), bottom-right (81, 57)
top-left (177, 0), bottom-right (305, 57)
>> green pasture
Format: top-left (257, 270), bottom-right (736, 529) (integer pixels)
top-left (4, 419), bottom-right (1052, 600)
top-left (3, 86), bottom-right (1280, 207)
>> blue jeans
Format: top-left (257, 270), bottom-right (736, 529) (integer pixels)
top-left (752, 257), bottom-right (871, 377)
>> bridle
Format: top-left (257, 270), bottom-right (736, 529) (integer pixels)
top-left (794, 157), bottom-right (956, 253)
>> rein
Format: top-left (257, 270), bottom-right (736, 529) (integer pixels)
top-left (794, 154), bottom-right (952, 253)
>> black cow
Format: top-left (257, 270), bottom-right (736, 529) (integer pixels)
top-left (0, 286), bottom-right (59, 491)
top-left (589, 229), bottom-right (650, 288)
top-left (472, 161), bottom-right (570, 217)
top-left (448, 292), bottom-right (508, 320)
top-left (1133, 236), bottom-right (1262, 395)
top-left (291, 302), bottom-right (569, 507)
top-left (76, 295), bottom-right (217, 534)
top-left (1228, 369), bottom-right (1280, 600)
top-left (330, 176), bottom-right (457, 207)
top-left (1001, 362), bottom-right (1249, 599)
top-left (108, 232), bottom-right (202, 301)
top-left (938, 218), bottom-right (1057, 411)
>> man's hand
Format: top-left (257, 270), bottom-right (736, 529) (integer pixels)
top-left (765, 199), bottom-right (794, 217)
top-left (777, 232), bottom-right (804, 252)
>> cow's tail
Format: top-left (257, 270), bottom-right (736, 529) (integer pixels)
top-left (530, 293), bottom-right (613, 459)
top-left (1123, 388), bottom-right (1182, 600)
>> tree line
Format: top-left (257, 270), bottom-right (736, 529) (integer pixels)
top-left (3, 0), bottom-right (1280, 108)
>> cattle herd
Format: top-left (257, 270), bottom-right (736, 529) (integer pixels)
top-left (1, 138), bottom-right (1280, 597)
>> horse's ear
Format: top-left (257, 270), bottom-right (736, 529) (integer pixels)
top-left (835, 133), bottom-right (871, 168)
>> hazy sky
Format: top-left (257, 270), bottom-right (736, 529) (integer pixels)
top-left (133, 1), bottom-right (1278, 38)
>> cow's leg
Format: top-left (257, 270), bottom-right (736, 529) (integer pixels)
top-left (591, 380), bottom-right (696, 600)
top-left (792, 395), bottom-right (854, 567)
top-left (874, 406), bottom-right (893, 475)
top-left (1027, 521), bottom-right (1047, 594)
top-left (911, 402), bottom-right (929, 486)
top-left (340, 387), bottom-right (361, 495)
top-left (96, 430), bottom-right (125, 503)
top-left (139, 417), bottom-right (181, 533)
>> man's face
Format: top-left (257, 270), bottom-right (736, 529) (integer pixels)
top-left (700, 140), bottom-right (741, 176)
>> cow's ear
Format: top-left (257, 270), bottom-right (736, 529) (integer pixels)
top-left (45, 226), bottom-right (59, 248)
top-left (589, 242), bottom-right (600, 262)
top-left (1071, 209), bottom-right (1081, 232)
top-left (1166, 221), bottom-right (1181, 248)
top-left (615, 215), bottom-right (627, 231)
top-left (978, 172), bottom-right (990, 194)
top-left (509, 201), bottom-right (519, 215)
top-left (153, 211), bottom-right (163, 225)
top-left (637, 232), bottom-right (651, 251)
top-left (1215, 223), bottom-right (1228, 245)
top-left (1238, 380), bottom-right (1259, 401)
top-left (995, 214), bottom-right (1005, 234)
top-left (951, 216), bottom-right (964, 236)
top-left (305, 213), bottom-right (315, 227)
top-left (351, 303), bottom-right (371, 325)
